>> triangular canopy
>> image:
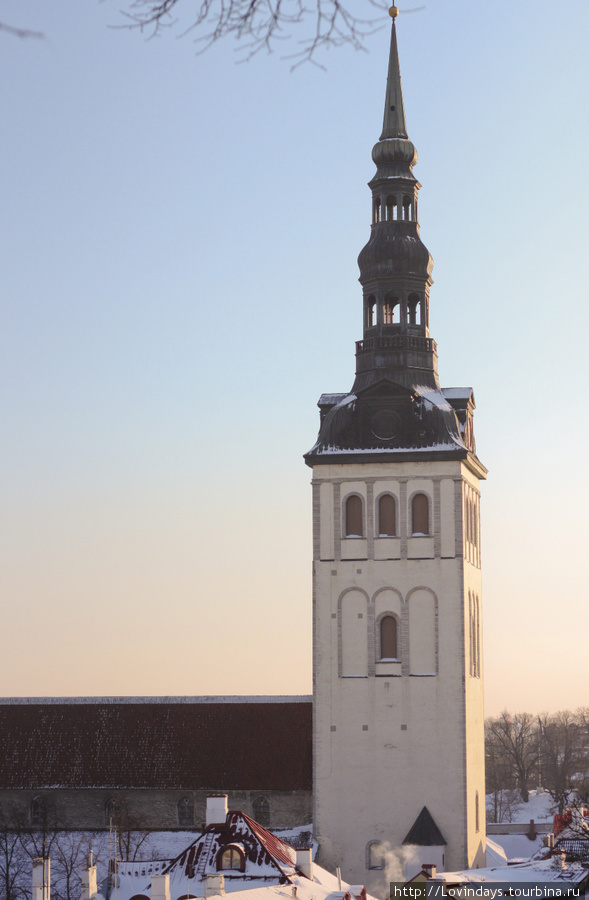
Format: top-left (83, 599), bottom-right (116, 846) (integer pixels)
top-left (402, 806), bottom-right (447, 846)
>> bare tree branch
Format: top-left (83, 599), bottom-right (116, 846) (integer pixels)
top-left (116, 0), bottom-right (389, 63)
top-left (0, 22), bottom-right (43, 39)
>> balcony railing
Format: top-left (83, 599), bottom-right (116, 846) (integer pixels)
top-left (356, 335), bottom-right (436, 353)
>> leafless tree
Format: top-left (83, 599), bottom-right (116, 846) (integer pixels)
top-left (119, 0), bottom-right (391, 63)
top-left (486, 711), bottom-right (539, 803)
top-left (105, 798), bottom-right (155, 863)
top-left (0, 809), bottom-right (29, 900)
top-left (539, 711), bottom-right (585, 815)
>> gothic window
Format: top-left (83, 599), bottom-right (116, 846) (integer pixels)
top-left (30, 796), bottom-right (45, 827)
top-left (217, 846), bottom-right (245, 872)
top-left (402, 195), bottom-right (412, 221)
top-left (378, 494), bottom-right (397, 537)
top-left (105, 798), bottom-right (117, 826)
top-left (178, 796), bottom-right (194, 826)
top-left (252, 796), bottom-right (270, 827)
top-left (411, 493), bottom-right (429, 536)
top-left (407, 293), bottom-right (420, 326)
top-left (345, 495), bottom-right (363, 538)
top-left (366, 296), bottom-right (376, 328)
top-left (379, 615), bottom-right (398, 660)
top-left (382, 297), bottom-right (399, 325)
top-left (367, 841), bottom-right (384, 870)
top-left (373, 198), bottom-right (381, 223)
top-left (385, 196), bottom-right (397, 221)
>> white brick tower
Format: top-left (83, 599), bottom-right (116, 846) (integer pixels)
top-left (304, 12), bottom-right (487, 896)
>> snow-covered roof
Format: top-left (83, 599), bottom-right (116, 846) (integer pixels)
top-left (98, 811), bottom-right (374, 900)
top-left (433, 855), bottom-right (589, 885)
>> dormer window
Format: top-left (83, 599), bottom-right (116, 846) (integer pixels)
top-left (217, 846), bottom-right (245, 872)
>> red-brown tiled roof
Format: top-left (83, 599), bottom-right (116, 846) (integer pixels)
top-left (0, 699), bottom-right (312, 791)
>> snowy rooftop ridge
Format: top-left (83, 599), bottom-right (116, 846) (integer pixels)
top-left (0, 695), bottom-right (312, 706)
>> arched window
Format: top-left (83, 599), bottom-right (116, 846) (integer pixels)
top-left (365, 296), bottom-right (376, 328)
top-left (373, 198), bottom-right (381, 224)
top-left (105, 798), bottom-right (117, 826)
top-left (30, 796), bottom-right (45, 827)
top-left (379, 616), bottom-right (398, 660)
top-left (252, 796), bottom-right (270, 827)
top-left (382, 297), bottom-right (399, 325)
top-left (178, 796), bottom-right (194, 826)
top-left (378, 494), bottom-right (396, 537)
top-left (385, 196), bottom-right (397, 221)
top-left (367, 841), bottom-right (384, 870)
top-left (345, 495), bottom-right (363, 538)
top-left (407, 293), bottom-right (420, 326)
top-left (411, 493), bottom-right (429, 536)
top-left (402, 195), bottom-right (412, 221)
top-left (217, 846), bottom-right (245, 872)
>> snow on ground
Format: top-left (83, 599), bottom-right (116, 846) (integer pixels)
top-left (487, 789), bottom-right (556, 824)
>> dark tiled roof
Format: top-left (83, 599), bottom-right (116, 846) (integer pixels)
top-left (402, 807), bottom-right (446, 846)
top-left (0, 699), bottom-right (312, 791)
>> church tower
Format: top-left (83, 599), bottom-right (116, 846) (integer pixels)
top-left (304, 11), bottom-right (487, 894)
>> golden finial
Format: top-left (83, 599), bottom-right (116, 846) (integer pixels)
top-left (389, 5), bottom-right (399, 17)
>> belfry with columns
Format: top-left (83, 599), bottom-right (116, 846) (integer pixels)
top-left (305, 9), bottom-right (487, 893)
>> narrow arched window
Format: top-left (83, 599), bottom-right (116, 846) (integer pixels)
top-left (366, 296), bottom-right (376, 328)
top-left (373, 198), bottom-right (381, 224)
top-left (105, 798), bottom-right (117, 826)
top-left (385, 196), bottom-right (397, 222)
top-left (380, 616), bottom-right (398, 660)
top-left (382, 297), bottom-right (399, 325)
top-left (178, 796), bottom-right (193, 826)
top-left (378, 494), bottom-right (396, 537)
top-left (407, 293), bottom-right (420, 326)
top-left (30, 796), bottom-right (45, 827)
top-left (403, 196), bottom-right (412, 221)
top-left (367, 841), bottom-right (384, 870)
top-left (411, 493), bottom-right (429, 535)
top-left (218, 847), bottom-right (244, 872)
top-left (252, 796), bottom-right (270, 827)
top-left (345, 495), bottom-right (363, 538)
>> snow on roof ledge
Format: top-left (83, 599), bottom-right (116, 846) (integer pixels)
top-left (0, 695), bottom-right (313, 706)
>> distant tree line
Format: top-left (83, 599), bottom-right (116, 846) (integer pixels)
top-left (486, 708), bottom-right (589, 821)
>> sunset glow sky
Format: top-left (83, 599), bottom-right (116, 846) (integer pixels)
top-left (2, 0), bottom-right (588, 715)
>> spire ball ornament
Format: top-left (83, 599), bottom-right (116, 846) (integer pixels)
top-left (389, 5), bottom-right (399, 17)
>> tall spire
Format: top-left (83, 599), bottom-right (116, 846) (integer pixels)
top-left (380, 16), bottom-right (408, 140)
top-left (354, 11), bottom-right (436, 393)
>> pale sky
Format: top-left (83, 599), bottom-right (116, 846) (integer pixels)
top-left (1, 0), bottom-right (588, 715)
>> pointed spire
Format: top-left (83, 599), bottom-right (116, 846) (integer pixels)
top-left (380, 16), bottom-right (408, 140)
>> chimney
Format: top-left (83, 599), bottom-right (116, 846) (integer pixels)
top-left (151, 875), bottom-right (171, 900)
top-left (295, 848), bottom-right (313, 881)
top-left (550, 849), bottom-right (566, 869)
top-left (206, 795), bottom-right (228, 828)
top-left (528, 819), bottom-right (536, 840)
top-left (32, 858), bottom-right (50, 900)
top-left (544, 834), bottom-right (555, 849)
top-left (80, 851), bottom-right (97, 900)
top-left (422, 864), bottom-right (437, 879)
top-left (205, 875), bottom-right (225, 897)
